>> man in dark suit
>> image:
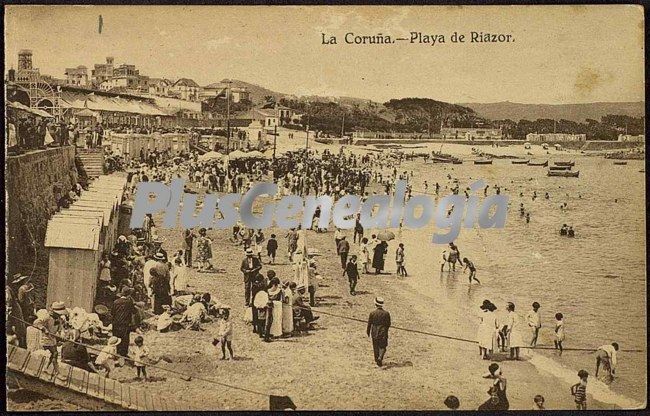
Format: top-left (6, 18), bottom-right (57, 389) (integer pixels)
top-left (337, 236), bottom-right (350, 269)
top-left (240, 248), bottom-right (262, 306)
top-left (112, 286), bottom-right (136, 358)
top-left (367, 297), bottom-right (391, 367)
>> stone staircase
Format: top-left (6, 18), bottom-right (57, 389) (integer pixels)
top-left (76, 148), bottom-right (105, 178)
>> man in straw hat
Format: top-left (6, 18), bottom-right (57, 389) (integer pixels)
top-left (367, 297), bottom-right (391, 367)
top-left (40, 301), bottom-right (68, 376)
top-left (241, 248), bottom-right (262, 307)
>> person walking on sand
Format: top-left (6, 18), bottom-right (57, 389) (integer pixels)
top-left (462, 257), bottom-right (480, 284)
top-left (266, 234), bottom-right (278, 264)
top-left (440, 249), bottom-right (448, 272)
top-left (216, 307), bottom-right (234, 360)
top-left (337, 236), bottom-right (350, 269)
top-left (360, 237), bottom-right (370, 274)
top-left (526, 302), bottom-right (542, 347)
top-left (241, 248), bottom-right (262, 307)
top-left (367, 297), bottom-right (391, 367)
top-left (595, 342), bottom-right (619, 380)
top-left (343, 255), bottom-right (360, 295)
top-left (571, 369), bottom-right (589, 410)
top-left (554, 313), bottom-right (565, 356)
top-left (395, 243), bottom-right (407, 277)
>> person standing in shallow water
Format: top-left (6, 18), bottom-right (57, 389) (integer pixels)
top-left (367, 297), bottom-right (391, 367)
top-left (526, 302), bottom-right (542, 347)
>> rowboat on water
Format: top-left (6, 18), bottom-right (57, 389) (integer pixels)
top-left (452, 160), bottom-right (463, 164)
top-left (474, 159), bottom-right (493, 165)
top-left (613, 161), bottom-right (628, 165)
top-left (549, 165), bottom-right (572, 171)
top-left (511, 159), bottom-right (529, 164)
top-left (528, 160), bottom-right (549, 167)
top-left (554, 161), bottom-right (575, 167)
top-left (547, 170), bottom-right (580, 177)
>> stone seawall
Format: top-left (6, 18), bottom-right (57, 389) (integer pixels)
top-left (6, 146), bottom-right (78, 300)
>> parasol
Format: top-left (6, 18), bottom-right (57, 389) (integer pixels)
top-left (253, 290), bottom-right (269, 308)
top-left (376, 230), bottom-right (396, 241)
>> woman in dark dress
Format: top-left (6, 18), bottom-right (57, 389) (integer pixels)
top-left (372, 241), bottom-right (388, 274)
top-left (478, 363), bottom-right (509, 411)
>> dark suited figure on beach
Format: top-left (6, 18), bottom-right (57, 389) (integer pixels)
top-left (367, 297), bottom-right (391, 367)
top-left (112, 286), bottom-right (136, 358)
top-left (337, 236), bottom-right (350, 269)
top-left (240, 248), bottom-right (262, 306)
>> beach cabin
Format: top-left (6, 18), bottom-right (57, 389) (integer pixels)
top-left (524, 142), bottom-right (531, 149)
top-left (541, 143), bottom-right (549, 150)
top-left (45, 217), bottom-right (102, 311)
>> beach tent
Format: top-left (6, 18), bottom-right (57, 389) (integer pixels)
top-left (228, 149), bottom-right (248, 160)
top-left (45, 217), bottom-right (102, 311)
top-left (198, 151), bottom-right (225, 161)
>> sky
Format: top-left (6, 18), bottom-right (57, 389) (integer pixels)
top-left (4, 5), bottom-right (645, 104)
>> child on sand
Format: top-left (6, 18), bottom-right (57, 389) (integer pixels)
top-left (95, 336), bottom-right (121, 378)
top-left (570, 370), bottom-right (589, 410)
top-left (395, 243), bottom-right (407, 277)
top-left (532, 395), bottom-right (545, 410)
top-left (462, 257), bottom-right (481, 284)
top-left (217, 308), bottom-right (234, 360)
top-left (554, 313), bottom-right (565, 356)
top-left (131, 335), bottom-right (150, 380)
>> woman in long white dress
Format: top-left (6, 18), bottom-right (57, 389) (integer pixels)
top-left (477, 301), bottom-right (498, 359)
top-left (281, 282), bottom-right (294, 336)
top-left (505, 302), bottom-right (525, 360)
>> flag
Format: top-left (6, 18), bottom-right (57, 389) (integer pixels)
top-left (269, 395), bottom-right (296, 410)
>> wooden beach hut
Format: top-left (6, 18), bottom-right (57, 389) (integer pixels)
top-left (45, 217), bottom-right (102, 311)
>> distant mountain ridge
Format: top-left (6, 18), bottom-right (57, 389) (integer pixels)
top-left (458, 101), bottom-right (645, 122)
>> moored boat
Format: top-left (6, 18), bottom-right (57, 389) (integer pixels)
top-left (554, 161), bottom-right (575, 166)
top-left (528, 160), bottom-right (549, 167)
top-left (613, 161), bottom-right (628, 165)
top-left (549, 165), bottom-right (572, 171)
top-left (547, 170), bottom-right (579, 177)
top-left (511, 159), bottom-right (529, 164)
top-left (452, 160), bottom-right (463, 164)
top-left (474, 159), bottom-right (493, 165)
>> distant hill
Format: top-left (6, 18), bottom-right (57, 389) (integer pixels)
top-left (279, 97), bottom-right (480, 135)
top-left (458, 101), bottom-right (645, 122)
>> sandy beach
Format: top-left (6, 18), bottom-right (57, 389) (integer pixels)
top-left (10, 129), bottom-right (645, 411)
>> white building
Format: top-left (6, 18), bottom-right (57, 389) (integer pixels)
top-left (618, 134), bottom-right (645, 142)
top-left (170, 78), bottom-right (201, 101)
top-left (64, 66), bottom-right (89, 87)
top-left (526, 133), bottom-right (587, 142)
top-left (440, 127), bottom-right (503, 140)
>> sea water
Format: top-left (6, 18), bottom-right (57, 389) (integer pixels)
top-left (391, 156), bottom-right (646, 406)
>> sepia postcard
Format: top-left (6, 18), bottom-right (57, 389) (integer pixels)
top-left (4, 4), bottom-right (646, 411)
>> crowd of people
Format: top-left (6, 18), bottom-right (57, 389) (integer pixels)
top-left (5, 141), bottom-right (628, 410)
